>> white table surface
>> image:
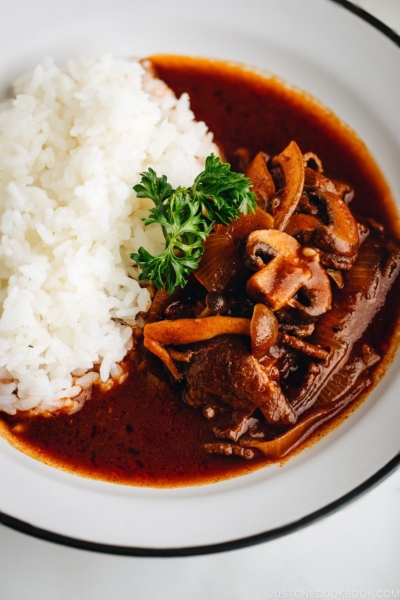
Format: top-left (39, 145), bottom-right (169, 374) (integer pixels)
top-left (1, 2), bottom-right (399, 599)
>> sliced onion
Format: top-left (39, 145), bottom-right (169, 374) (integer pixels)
top-left (216, 207), bottom-right (273, 241)
top-left (194, 234), bottom-right (245, 293)
top-left (242, 357), bottom-right (372, 459)
top-left (293, 235), bottom-right (400, 414)
top-left (241, 401), bottom-right (345, 459)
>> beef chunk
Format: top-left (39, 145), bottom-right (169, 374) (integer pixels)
top-left (184, 335), bottom-right (296, 425)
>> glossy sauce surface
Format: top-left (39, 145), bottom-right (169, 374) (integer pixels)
top-left (1, 353), bottom-right (270, 486)
top-left (1, 56), bottom-right (399, 486)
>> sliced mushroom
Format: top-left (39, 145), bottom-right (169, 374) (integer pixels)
top-left (287, 257), bottom-right (332, 321)
top-left (287, 190), bottom-right (360, 270)
top-left (250, 303), bottom-right (279, 359)
top-left (316, 249), bottom-right (357, 271)
top-left (303, 152), bottom-right (324, 174)
top-left (245, 228), bottom-right (302, 270)
top-left (245, 151), bottom-right (275, 208)
top-left (247, 263), bottom-right (313, 311)
top-left (311, 190), bottom-right (360, 258)
top-left (144, 316), bottom-right (251, 380)
top-left (285, 213), bottom-right (320, 243)
top-left (271, 141), bottom-right (305, 231)
top-left (244, 229), bottom-right (307, 307)
top-left (245, 229), bottom-right (332, 319)
top-left (326, 268), bottom-right (344, 289)
top-left (304, 166), bottom-right (337, 193)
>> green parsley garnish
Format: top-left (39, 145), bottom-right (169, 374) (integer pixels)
top-left (130, 154), bottom-right (257, 294)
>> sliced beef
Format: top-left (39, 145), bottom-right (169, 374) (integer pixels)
top-left (184, 335), bottom-right (296, 425)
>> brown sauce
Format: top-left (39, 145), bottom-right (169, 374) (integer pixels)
top-left (0, 354), bottom-right (267, 486)
top-left (1, 56), bottom-right (399, 487)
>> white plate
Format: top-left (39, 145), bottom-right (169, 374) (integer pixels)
top-left (0, 0), bottom-right (399, 555)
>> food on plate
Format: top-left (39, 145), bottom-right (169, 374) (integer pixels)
top-left (0, 55), bottom-right (216, 415)
top-left (0, 55), bottom-right (399, 487)
top-left (131, 153), bottom-right (257, 294)
top-left (134, 142), bottom-right (399, 462)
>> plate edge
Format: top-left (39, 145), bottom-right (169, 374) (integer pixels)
top-left (328, 0), bottom-right (400, 46)
top-left (1, 453), bottom-right (399, 557)
top-left (1, 0), bottom-right (399, 558)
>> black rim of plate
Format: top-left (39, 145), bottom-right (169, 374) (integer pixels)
top-left (1, 0), bottom-right (400, 557)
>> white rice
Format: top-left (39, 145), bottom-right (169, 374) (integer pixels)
top-left (0, 55), bottom-right (217, 415)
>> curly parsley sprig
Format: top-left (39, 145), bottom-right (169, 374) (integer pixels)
top-left (130, 154), bottom-right (257, 294)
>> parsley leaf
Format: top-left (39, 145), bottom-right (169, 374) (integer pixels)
top-left (190, 154), bottom-right (256, 225)
top-left (133, 168), bottom-right (173, 208)
top-left (130, 154), bottom-right (257, 294)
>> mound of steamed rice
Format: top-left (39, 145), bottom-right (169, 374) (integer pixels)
top-left (0, 55), bottom-right (216, 415)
